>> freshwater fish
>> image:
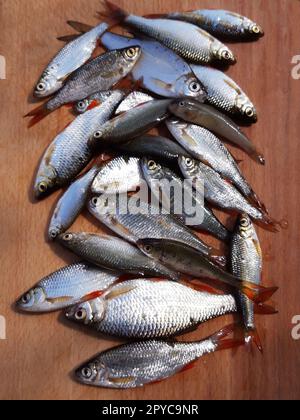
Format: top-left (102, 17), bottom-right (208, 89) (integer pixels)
top-left (169, 99), bottom-right (265, 165)
top-left (101, 31), bottom-right (207, 98)
top-left (26, 46), bottom-right (141, 126)
top-left (65, 279), bottom-right (237, 338)
top-left (73, 91), bottom-right (115, 114)
top-left (57, 232), bottom-right (179, 281)
top-left (48, 165), bottom-right (100, 240)
top-left (16, 263), bottom-right (119, 313)
top-left (100, 1), bottom-right (236, 65)
top-left (34, 22), bottom-right (109, 98)
top-left (34, 91), bottom-right (124, 198)
top-left (75, 323), bottom-right (243, 388)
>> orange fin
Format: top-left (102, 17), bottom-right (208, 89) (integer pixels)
top-left (98, 1), bottom-right (128, 26)
top-left (24, 104), bottom-right (52, 127)
top-left (211, 323), bottom-right (245, 351)
top-left (80, 290), bottom-right (104, 302)
top-left (57, 34), bottom-right (81, 43)
top-left (46, 296), bottom-right (73, 304)
top-left (254, 302), bottom-right (278, 315)
top-left (67, 20), bottom-right (93, 33)
top-left (245, 328), bottom-right (263, 353)
top-left (105, 285), bottom-right (136, 301)
top-left (185, 280), bottom-right (222, 295)
top-left (241, 283), bottom-right (278, 304)
top-left (87, 99), bottom-right (101, 111)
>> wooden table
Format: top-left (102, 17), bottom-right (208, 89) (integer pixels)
top-left (0, 0), bottom-right (300, 400)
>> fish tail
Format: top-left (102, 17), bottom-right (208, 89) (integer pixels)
top-left (57, 34), bottom-right (81, 43)
top-left (245, 328), bottom-right (263, 353)
top-left (241, 281), bottom-right (278, 304)
top-left (211, 323), bottom-right (245, 351)
top-left (67, 21), bottom-right (94, 33)
top-left (257, 214), bottom-right (288, 233)
top-left (24, 104), bottom-right (52, 127)
top-left (254, 302), bottom-right (278, 315)
top-left (249, 189), bottom-right (269, 214)
top-left (98, 1), bottom-right (128, 26)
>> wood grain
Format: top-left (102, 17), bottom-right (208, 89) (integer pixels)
top-left (0, 0), bottom-right (300, 400)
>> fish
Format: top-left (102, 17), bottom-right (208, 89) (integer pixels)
top-left (147, 10), bottom-right (264, 41)
top-left (88, 195), bottom-right (219, 260)
top-left (113, 135), bottom-right (191, 165)
top-left (231, 214), bottom-right (265, 351)
top-left (34, 22), bottom-right (109, 98)
top-left (25, 46), bottom-right (141, 126)
top-left (100, 1), bottom-right (236, 65)
top-left (16, 262), bottom-right (119, 313)
top-left (91, 156), bottom-right (143, 194)
top-left (74, 323), bottom-right (243, 388)
top-left (115, 91), bottom-right (154, 114)
top-left (101, 31), bottom-right (207, 98)
top-left (178, 156), bottom-right (279, 232)
top-left (48, 165), bottom-right (100, 240)
top-left (190, 65), bottom-right (257, 122)
top-left (138, 239), bottom-right (277, 304)
top-left (167, 119), bottom-right (265, 211)
top-left (169, 98), bottom-right (265, 165)
top-left (88, 99), bottom-right (173, 147)
top-left (57, 232), bottom-right (179, 281)
top-left (73, 91), bottom-right (115, 114)
top-left (65, 279), bottom-right (238, 338)
top-left (140, 157), bottom-right (229, 241)
top-left (34, 91), bottom-right (125, 198)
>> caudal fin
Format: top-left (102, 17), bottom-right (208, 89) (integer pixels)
top-left (254, 302), bottom-right (278, 315)
top-left (24, 104), bottom-right (53, 127)
top-left (245, 328), bottom-right (263, 353)
top-left (98, 1), bottom-right (128, 26)
top-left (241, 282), bottom-right (278, 304)
top-left (67, 20), bottom-right (94, 33)
top-left (211, 323), bottom-right (245, 351)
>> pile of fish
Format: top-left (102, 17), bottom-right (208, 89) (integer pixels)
top-left (17, 2), bottom-right (283, 389)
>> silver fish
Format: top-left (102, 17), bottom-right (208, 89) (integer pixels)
top-left (167, 119), bottom-right (264, 210)
top-left (115, 91), bottom-right (154, 114)
top-left (73, 91), bottom-right (115, 114)
top-left (75, 323), bottom-right (242, 388)
top-left (101, 32), bottom-right (207, 98)
top-left (16, 263), bottom-right (119, 313)
top-left (57, 232), bottom-right (179, 281)
top-left (140, 157), bottom-right (229, 241)
top-left (159, 10), bottom-right (264, 40)
top-left (179, 156), bottom-right (278, 232)
top-left (48, 165), bottom-right (100, 240)
top-left (34, 91), bottom-right (124, 198)
top-left (101, 1), bottom-right (236, 65)
top-left (191, 65), bottom-right (257, 121)
top-left (88, 195), bottom-right (214, 258)
top-left (91, 156), bottom-right (143, 194)
top-left (34, 22), bottom-right (109, 98)
top-left (65, 279), bottom-right (237, 338)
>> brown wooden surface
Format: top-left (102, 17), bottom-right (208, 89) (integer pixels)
top-left (1, 0), bottom-right (300, 400)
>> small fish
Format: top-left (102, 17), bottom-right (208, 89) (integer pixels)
top-left (57, 232), bottom-right (179, 281)
top-left (149, 10), bottom-right (264, 41)
top-left (101, 32), bottom-right (207, 98)
top-left (65, 279), bottom-right (238, 338)
top-left (179, 156), bottom-right (279, 232)
top-left (48, 165), bottom-right (100, 240)
top-left (75, 323), bottom-right (243, 388)
top-left (190, 65), bottom-right (257, 122)
top-left (88, 99), bottom-right (173, 147)
top-left (167, 119), bottom-right (265, 210)
top-left (115, 91), bottom-right (154, 114)
top-left (169, 98), bottom-right (265, 165)
top-left (231, 214), bottom-right (264, 351)
top-left (140, 157), bottom-right (229, 241)
top-left (34, 22), bottom-right (109, 98)
top-left (16, 263), bottom-right (119, 313)
top-left (138, 239), bottom-right (277, 304)
top-left (88, 195), bottom-right (216, 259)
top-left (113, 135), bottom-right (190, 165)
top-left (26, 46), bottom-right (141, 126)
top-left (91, 156), bottom-right (143, 194)
top-left (100, 1), bottom-right (236, 65)
top-left (34, 91), bottom-right (124, 198)
top-left (73, 91), bottom-right (115, 114)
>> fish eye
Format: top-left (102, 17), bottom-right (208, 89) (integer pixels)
top-left (21, 292), bottom-right (32, 304)
top-left (93, 130), bottom-right (103, 139)
top-left (38, 182), bottom-right (48, 194)
top-left (245, 107), bottom-right (254, 117)
top-left (125, 47), bottom-right (138, 59)
top-left (91, 197), bottom-right (99, 206)
top-left (63, 233), bottom-right (73, 241)
top-left (144, 244), bottom-right (153, 253)
top-left (178, 101), bottom-right (185, 107)
top-left (75, 308), bottom-right (87, 321)
top-left (251, 25), bottom-right (261, 34)
top-left (147, 160), bottom-right (157, 171)
top-left (77, 101), bottom-right (87, 110)
top-left (185, 158), bottom-right (193, 168)
top-left (49, 229), bottom-right (58, 239)
top-left (240, 218), bottom-right (249, 228)
top-left (36, 82), bottom-right (46, 92)
top-left (189, 81), bottom-right (201, 93)
top-left (81, 367), bottom-right (92, 379)
top-left (222, 50), bottom-right (231, 60)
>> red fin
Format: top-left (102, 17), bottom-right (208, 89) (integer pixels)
top-left (24, 104), bottom-right (52, 127)
top-left (57, 34), bottom-right (81, 43)
top-left (67, 20), bottom-right (93, 33)
top-left (185, 280), bottom-right (221, 295)
top-left (254, 302), bottom-right (278, 315)
top-left (80, 290), bottom-right (103, 302)
top-left (98, 1), bottom-right (128, 26)
top-left (179, 361), bottom-right (197, 373)
top-left (211, 323), bottom-right (245, 351)
top-left (245, 328), bottom-right (263, 353)
top-left (87, 99), bottom-right (101, 111)
top-left (241, 283), bottom-right (278, 304)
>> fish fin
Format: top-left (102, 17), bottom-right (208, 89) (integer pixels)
top-left (87, 99), bottom-right (101, 110)
top-left (185, 281), bottom-right (222, 295)
top-left (151, 78), bottom-right (173, 90)
top-left (108, 376), bottom-right (135, 385)
top-left (209, 251), bottom-right (227, 268)
top-left (105, 285), bottom-right (136, 301)
top-left (245, 328), bottom-right (263, 353)
top-left (98, 1), bottom-right (128, 26)
top-left (254, 302), bottom-right (278, 315)
top-left (179, 361), bottom-right (198, 373)
top-left (57, 34), bottom-right (81, 42)
top-left (241, 282), bottom-right (278, 304)
top-left (211, 323), bottom-right (245, 351)
top-left (46, 296), bottom-right (73, 304)
top-left (67, 20), bottom-right (94, 33)
top-left (80, 290), bottom-right (104, 302)
top-left (255, 214), bottom-right (283, 233)
top-left (24, 104), bottom-right (52, 127)
top-left (143, 13), bottom-right (168, 18)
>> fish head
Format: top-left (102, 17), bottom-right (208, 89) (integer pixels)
top-left (168, 97), bottom-right (201, 120)
top-left (74, 99), bottom-right (91, 114)
top-left (34, 164), bottom-right (57, 199)
top-left (65, 298), bottom-right (105, 326)
top-left (247, 23), bottom-right (264, 38)
top-left (88, 121), bottom-right (114, 149)
top-left (34, 73), bottom-right (62, 98)
top-left (48, 223), bottom-right (63, 241)
top-left (178, 155), bottom-right (198, 178)
top-left (75, 359), bottom-right (106, 386)
top-left (16, 287), bottom-right (47, 312)
top-left (178, 75), bottom-right (207, 102)
top-left (120, 45), bottom-right (142, 66)
top-left (57, 232), bottom-right (90, 251)
top-left (213, 44), bottom-right (236, 64)
top-left (137, 238), bottom-right (163, 260)
top-left (235, 96), bottom-right (257, 122)
top-left (140, 157), bottom-right (162, 181)
top-left (88, 195), bottom-right (116, 222)
top-left (235, 213), bottom-right (258, 240)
